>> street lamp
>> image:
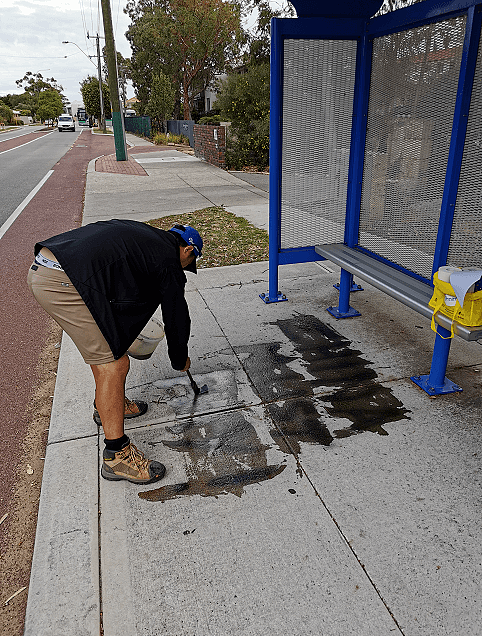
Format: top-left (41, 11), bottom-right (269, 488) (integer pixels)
top-left (62, 41), bottom-right (97, 67)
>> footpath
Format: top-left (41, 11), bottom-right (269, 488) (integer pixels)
top-left (24, 132), bottom-right (482, 636)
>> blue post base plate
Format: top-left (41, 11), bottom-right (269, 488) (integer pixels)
top-left (411, 374), bottom-right (462, 396)
top-left (260, 292), bottom-right (288, 304)
top-left (326, 305), bottom-right (361, 319)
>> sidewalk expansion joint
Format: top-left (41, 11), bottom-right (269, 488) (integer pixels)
top-left (294, 454), bottom-right (407, 635)
top-left (97, 431), bottom-right (104, 636)
top-left (176, 173), bottom-right (216, 207)
top-left (47, 432), bottom-right (98, 446)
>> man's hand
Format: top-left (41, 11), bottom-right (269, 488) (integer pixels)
top-left (181, 357), bottom-right (191, 372)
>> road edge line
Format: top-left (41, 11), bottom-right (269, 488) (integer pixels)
top-left (0, 170), bottom-right (54, 241)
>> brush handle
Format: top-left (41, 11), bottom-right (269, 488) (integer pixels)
top-left (186, 369), bottom-right (200, 394)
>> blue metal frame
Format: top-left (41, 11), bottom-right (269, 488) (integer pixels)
top-left (262, 17), bottom-right (366, 304)
top-left (332, 30), bottom-right (373, 318)
top-left (432, 5), bottom-right (482, 275)
top-left (261, 17), bottom-right (286, 304)
top-left (333, 281), bottom-right (364, 292)
top-left (410, 4), bottom-right (481, 395)
top-left (411, 325), bottom-right (462, 395)
top-left (264, 0), bottom-right (482, 394)
top-left (368, 0), bottom-right (479, 38)
top-left (278, 247), bottom-right (326, 265)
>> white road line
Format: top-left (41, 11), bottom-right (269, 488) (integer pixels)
top-left (0, 170), bottom-right (54, 240)
top-left (0, 130), bottom-right (55, 155)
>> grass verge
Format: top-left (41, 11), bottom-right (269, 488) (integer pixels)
top-left (147, 206), bottom-right (268, 269)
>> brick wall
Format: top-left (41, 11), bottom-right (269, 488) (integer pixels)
top-left (193, 124), bottom-right (226, 169)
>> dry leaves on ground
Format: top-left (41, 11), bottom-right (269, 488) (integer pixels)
top-left (147, 206), bottom-right (269, 269)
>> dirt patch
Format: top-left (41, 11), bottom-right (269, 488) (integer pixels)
top-left (0, 321), bottom-right (62, 636)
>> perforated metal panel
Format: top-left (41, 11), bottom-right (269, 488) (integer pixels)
top-left (447, 29), bottom-right (482, 267)
top-left (359, 16), bottom-right (466, 278)
top-left (280, 39), bottom-right (357, 249)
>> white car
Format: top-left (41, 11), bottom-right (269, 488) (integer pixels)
top-left (58, 115), bottom-right (76, 132)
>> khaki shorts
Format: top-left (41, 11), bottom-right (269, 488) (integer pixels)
top-left (27, 260), bottom-right (115, 365)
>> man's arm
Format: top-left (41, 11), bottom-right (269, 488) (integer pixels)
top-left (159, 270), bottom-right (191, 370)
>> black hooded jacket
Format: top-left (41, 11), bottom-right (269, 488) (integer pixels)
top-left (35, 219), bottom-right (191, 369)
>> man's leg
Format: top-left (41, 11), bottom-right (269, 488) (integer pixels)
top-left (91, 355), bottom-right (166, 484)
top-left (27, 264), bottom-right (164, 484)
top-left (90, 354), bottom-right (130, 440)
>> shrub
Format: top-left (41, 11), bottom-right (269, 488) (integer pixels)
top-left (215, 64), bottom-right (270, 170)
top-left (0, 99), bottom-right (14, 124)
top-left (198, 115), bottom-right (221, 125)
top-left (225, 117), bottom-right (269, 171)
top-left (153, 132), bottom-right (189, 145)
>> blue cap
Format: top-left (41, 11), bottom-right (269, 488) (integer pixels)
top-left (169, 224), bottom-right (203, 258)
top-left (168, 225), bottom-right (203, 273)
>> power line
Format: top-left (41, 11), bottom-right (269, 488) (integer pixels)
top-left (90, 0), bottom-right (95, 38)
top-left (78, 0), bottom-right (90, 52)
top-left (0, 54), bottom-right (76, 59)
top-left (115, 0), bottom-right (121, 35)
top-left (97, 0), bottom-right (102, 36)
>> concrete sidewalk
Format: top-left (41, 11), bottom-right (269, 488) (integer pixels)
top-left (84, 138), bottom-right (269, 230)
top-left (24, 133), bottom-right (482, 635)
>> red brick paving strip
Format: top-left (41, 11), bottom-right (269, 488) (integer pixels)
top-left (0, 130), bottom-right (53, 153)
top-left (96, 153), bottom-right (148, 175)
top-left (0, 131), bottom-right (115, 551)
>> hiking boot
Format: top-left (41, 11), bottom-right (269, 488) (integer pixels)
top-left (93, 397), bottom-right (148, 425)
top-left (101, 442), bottom-right (166, 484)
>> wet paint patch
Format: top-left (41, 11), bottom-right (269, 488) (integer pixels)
top-left (140, 314), bottom-right (409, 502)
top-left (238, 314), bottom-right (410, 452)
top-left (140, 410), bottom-right (285, 502)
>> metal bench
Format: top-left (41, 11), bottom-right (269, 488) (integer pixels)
top-left (315, 243), bottom-right (482, 395)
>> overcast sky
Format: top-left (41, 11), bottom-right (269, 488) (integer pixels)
top-left (0, 0), bottom-right (260, 110)
top-left (0, 0), bottom-right (136, 107)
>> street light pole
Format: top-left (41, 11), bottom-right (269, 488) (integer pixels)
top-left (63, 39), bottom-right (104, 130)
top-left (87, 33), bottom-right (106, 133)
top-left (100, 0), bottom-right (127, 160)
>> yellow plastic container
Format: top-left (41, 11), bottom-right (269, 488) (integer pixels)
top-left (429, 272), bottom-right (482, 337)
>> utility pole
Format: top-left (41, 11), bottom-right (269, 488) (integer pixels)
top-left (87, 32), bottom-right (106, 133)
top-left (100, 0), bottom-right (127, 160)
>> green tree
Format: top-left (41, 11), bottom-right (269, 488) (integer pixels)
top-left (146, 71), bottom-right (176, 131)
top-left (0, 94), bottom-right (14, 108)
top-left (15, 72), bottom-right (66, 120)
top-left (215, 63), bottom-right (270, 169)
top-left (0, 100), bottom-right (14, 124)
top-left (376, 0), bottom-right (423, 14)
top-left (239, 0), bottom-right (294, 66)
top-left (126, 0), bottom-right (242, 120)
top-left (36, 90), bottom-right (64, 125)
top-left (102, 50), bottom-right (131, 107)
top-left (80, 76), bottom-right (111, 121)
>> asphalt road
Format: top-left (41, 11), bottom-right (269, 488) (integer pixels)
top-left (0, 127), bottom-right (82, 227)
